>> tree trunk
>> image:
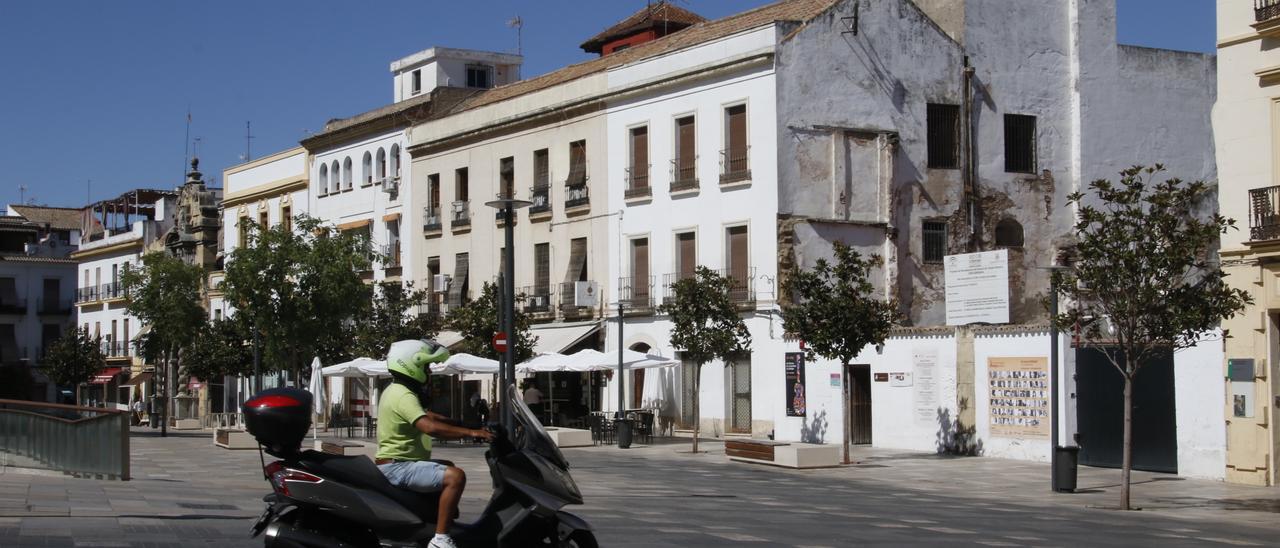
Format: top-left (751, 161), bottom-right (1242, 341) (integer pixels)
top-left (842, 361), bottom-right (852, 464)
top-left (161, 348), bottom-right (171, 438)
top-left (1121, 371), bottom-right (1133, 510)
top-left (691, 363), bottom-right (701, 454)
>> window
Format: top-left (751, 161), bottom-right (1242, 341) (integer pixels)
top-left (994, 217), bottom-right (1024, 248)
top-left (123, 319), bottom-right (129, 353)
top-left (629, 238), bottom-right (650, 304)
top-left (922, 220), bottom-right (947, 263)
top-left (362, 152), bottom-right (372, 186)
top-left (675, 231), bottom-right (696, 279)
top-left (674, 116), bottom-right (696, 183)
top-left (1004, 114), bottom-right (1037, 173)
top-left (628, 126), bottom-right (649, 191)
top-left (726, 225), bottom-right (749, 300)
top-left (567, 141), bottom-right (587, 186)
top-left (259, 208), bottom-right (269, 230)
top-left (566, 237), bottom-right (588, 284)
top-left (318, 164), bottom-right (329, 195)
top-left (342, 157), bottom-right (353, 190)
top-left (450, 253), bottom-right (470, 306)
top-left (455, 168), bottom-right (469, 202)
top-left (376, 148), bottom-right (387, 181)
top-left (411, 69), bottom-right (422, 94)
top-left (533, 149), bottom-right (549, 188)
top-left (466, 64), bottom-right (493, 88)
top-left (723, 104), bottom-right (748, 177)
top-left (499, 157), bottom-right (515, 198)
top-left (281, 206), bottom-right (292, 234)
top-left (534, 243), bottom-right (550, 297)
top-left (238, 216), bottom-right (249, 248)
top-left (390, 144), bottom-right (401, 178)
top-left (331, 161), bottom-right (341, 193)
top-left (428, 174), bottom-right (441, 212)
top-left (927, 103), bottom-right (960, 169)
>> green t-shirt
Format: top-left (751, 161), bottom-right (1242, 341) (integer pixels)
top-left (376, 383), bottom-right (433, 461)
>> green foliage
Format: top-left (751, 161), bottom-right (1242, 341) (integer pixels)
top-left (657, 266), bottom-right (751, 367)
top-left (43, 328), bottom-right (105, 389)
top-left (120, 251), bottom-right (206, 360)
top-left (182, 317), bottom-right (254, 382)
top-left (446, 281), bottom-right (536, 362)
top-left (352, 281), bottom-right (440, 358)
top-left (781, 243), bottom-right (898, 366)
top-left (1052, 165), bottom-right (1251, 377)
top-left (222, 216), bottom-right (373, 373)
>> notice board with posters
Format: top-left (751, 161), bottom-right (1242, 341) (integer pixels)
top-left (785, 352), bottom-right (806, 417)
top-left (988, 357), bottom-right (1050, 438)
top-left (944, 249), bottom-right (1010, 325)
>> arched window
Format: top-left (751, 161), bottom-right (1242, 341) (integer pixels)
top-left (390, 144), bottom-right (401, 179)
top-left (376, 148), bottom-right (387, 181)
top-left (995, 217), bottom-right (1024, 248)
top-left (331, 160), bottom-right (341, 193)
top-left (318, 164), bottom-right (329, 195)
top-left (343, 157), bottom-right (353, 190)
top-left (362, 152), bottom-right (372, 186)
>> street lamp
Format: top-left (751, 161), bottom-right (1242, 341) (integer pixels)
top-left (1040, 264), bottom-right (1076, 493)
top-left (484, 196), bottom-right (531, 430)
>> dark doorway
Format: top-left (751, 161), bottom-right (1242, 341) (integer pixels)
top-left (1075, 348), bottom-right (1177, 473)
top-left (849, 364), bottom-right (872, 445)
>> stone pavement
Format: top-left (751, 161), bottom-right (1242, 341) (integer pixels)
top-left (2, 428), bottom-right (1279, 547)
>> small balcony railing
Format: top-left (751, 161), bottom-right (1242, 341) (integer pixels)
top-left (101, 341), bottom-right (132, 358)
top-left (444, 292), bottom-right (466, 312)
top-left (1258, 0), bottom-right (1280, 22)
top-left (618, 275), bottom-right (655, 312)
top-left (452, 201), bottom-right (471, 228)
top-left (0, 298), bottom-right (27, 315)
top-left (720, 146), bottom-right (751, 183)
top-left (76, 286), bottom-right (98, 303)
top-left (423, 206), bottom-right (442, 233)
top-left (670, 158), bottom-right (698, 193)
top-left (100, 282), bottom-right (123, 300)
top-left (529, 186), bottom-right (551, 216)
top-left (519, 285), bottom-right (554, 315)
top-left (625, 166), bottom-right (651, 199)
top-left (1250, 185), bottom-right (1280, 241)
top-left (381, 242), bottom-right (402, 269)
top-left (661, 272), bottom-right (696, 305)
top-left (559, 281), bottom-right (596, 317)
top-left (37, 298), bottom-right (73, 315)
top-left (565, 183), bottom-right (590, 210)
top-left (716, 266), bottom-right (757, 306)
top-left (417, 300), bottom-right (443, 321)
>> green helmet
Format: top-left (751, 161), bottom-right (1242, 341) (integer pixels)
top-left (386, 339), bottom-right (449, 383)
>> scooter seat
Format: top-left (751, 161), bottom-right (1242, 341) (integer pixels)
top-left (297, 450), bottom-right (441, 522)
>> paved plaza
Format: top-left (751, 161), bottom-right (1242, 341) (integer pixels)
top-left (3, 429), bottom-right (1280, 547)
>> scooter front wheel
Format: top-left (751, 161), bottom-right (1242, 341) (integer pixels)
top-left (559, 530), bottom-right (598, 548)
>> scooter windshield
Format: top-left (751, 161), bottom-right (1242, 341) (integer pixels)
top-left (507, 385), bottom-right (570, 470)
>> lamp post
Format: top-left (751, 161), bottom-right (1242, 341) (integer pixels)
top-left (485, 196), bottom-right (531, 430)
top-left (1040, 264), bottom-right (1074, 492)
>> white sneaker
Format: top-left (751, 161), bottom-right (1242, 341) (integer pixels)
top-left (427, 535), bottom-right (458, 548)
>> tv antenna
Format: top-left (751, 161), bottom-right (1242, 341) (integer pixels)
top-left (245, 121), bottom-right (255, 162)
top-left (507, 15), bottom-right (523, 55)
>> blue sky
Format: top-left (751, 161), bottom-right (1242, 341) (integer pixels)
top-left (0, 1), bottom-right (1215, 209)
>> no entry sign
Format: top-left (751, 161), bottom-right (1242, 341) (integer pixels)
top-left (492, 332), bottom-right (508, 353)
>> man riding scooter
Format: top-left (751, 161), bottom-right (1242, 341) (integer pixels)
top-left (377, 339), bottom-right (494, 548)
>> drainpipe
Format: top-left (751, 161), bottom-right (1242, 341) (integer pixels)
top-left (961, 56), bottom-right (979, 252)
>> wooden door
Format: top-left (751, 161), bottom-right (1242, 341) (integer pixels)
top-left (849, 364), bottom-right (872, 445)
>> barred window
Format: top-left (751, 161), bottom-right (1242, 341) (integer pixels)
top-left (923, 220), bottom-right (947, 264)
top-left (1004, 114), bottom-right (1037, 173)
top-left (927, 103), bottom-right (960, 169)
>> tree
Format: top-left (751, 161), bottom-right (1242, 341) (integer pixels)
top-left (222, 216), bottom-right (372, 383)
top-left (121, 251), bottom-right (206, 436)
top-left (182, 317), bottom-right (254, 383)
top-left (781, 242), bottom-right (898, 463)
top-left (43, 328), bottom-right (106, 405)
top-left (1051, 165), bottom-right (1251, 510)
top-left (352, 281), bottom-right (440, 359)
top-left (446, 281), bottom-right (536, 362)
top-left (657, 266), bottom-right (752, 453)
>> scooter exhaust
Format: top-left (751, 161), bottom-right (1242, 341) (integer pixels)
top-left (263, 520), bottom-right (348, 548)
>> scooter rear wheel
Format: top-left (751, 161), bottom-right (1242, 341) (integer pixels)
top-left (559, 530), bottom-right (598, 548)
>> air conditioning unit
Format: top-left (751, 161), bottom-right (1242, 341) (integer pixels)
top-left (383, 179), bottom-right (400, 194)
top-left (573, 281), bottom-right (598, 307)
top-left (433, 274), bottom-right (450, 293)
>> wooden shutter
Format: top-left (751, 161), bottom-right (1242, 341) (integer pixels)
top-left (727, 105), bottom-right (746, 157)
top-left (727, 226), bottom-right (748, 282)
top-left (535, 243), bottom-right (550, 294)
top-left (631, 127), bottom-right (648, 186)
top-left (449, 253), bottom-right (469, 304)
top-left (677, 117), bottom-right (696, 172)
top-left (566, 238), bottom-right (588, 283)
top-left (678, 232), bottom-right (696, 279)
top-left (429, 175), bottom-right (440, 208)
top-left (632, 238), bottom-right (649, 299)
top-left (500, 157), bottom-right (515, 197)
top-left (534, 149), bottom-right (549, 188)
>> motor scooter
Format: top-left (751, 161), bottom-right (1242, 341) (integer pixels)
top-left (242, 385), bottom-right (597, 547)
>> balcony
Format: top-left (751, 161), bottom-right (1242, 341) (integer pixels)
top-left (670, 158), bottom-right (698, 194)
top-left (1259, 0), bottom-right (1280, 22)
top-left (76, 286), bottom-right (98, 304)
top-left (519, 285), bottom-right (555, 319)
top-left (101, 341), bottom-right (132, 359)
top-left (451, 201), bottom-right (471, 233)
top-left (717, 267), bottom-right (757, 309)
top-left (529, 186), bottom-right (551, 220)
top-left (416, 300), bottom-right (443, 322)
top-left (1250, 185), bottom-right (1280, 241)
top-left (423, 206), bottom-right (443, 235)
top-left (624, 166), bottom-right (651, 200)
top-left (618, 276), bottom-right (655, 314)
top-left (558, 281), bottom-right (597, 319)
top-left (661, 272), bottom-right (694, 306)
top-left (564, 183), bottom-right (590, 213)
top-left (720, 146), bottom-right (751, 185)
top-left (0, 297), bottom-right (27, 315)
top-left (381, 241), bottom-right (402, 271)
top-left (100, 282), bottom-right (124, 301)
top-left (37, 298), bottom-right (73, 316)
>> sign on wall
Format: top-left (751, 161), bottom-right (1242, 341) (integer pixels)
top-left (784, 352), bottom-right (806, 417)
top-left (944, 249), bottom-right (1010, 325)
top-left (913, 347), bottom-right (938, 426)
top-left (988, 357), bottom-right (1050, 438)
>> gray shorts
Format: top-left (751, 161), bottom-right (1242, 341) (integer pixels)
top-left (378, 461), bottom-right (447, 493)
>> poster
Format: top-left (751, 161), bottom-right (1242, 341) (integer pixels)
top-left (913, 348), bottom-right (938, 426)
top-left (944, 249), bottom-right (1010, 325)
top-left (988, 357), bottom-right (1050, 438)
top-left (889, 372), bottom-right (912, 387)
top-left (784, 352), bottom-right (806, 417)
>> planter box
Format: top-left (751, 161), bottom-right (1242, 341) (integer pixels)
top-left (545, 427), bottom-right (593, 448)
top-left (213, 428), bottom-right (257, 450)
top-left (174, 419), bottom-right (202, 430)
top-left (727, 439), bottom-right (839, 469)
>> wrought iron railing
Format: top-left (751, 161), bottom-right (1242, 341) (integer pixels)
top-left (661, 272), bottom-right (695, 305)
top-left (565, 183), bottom-right (590, 209)
top-left (452, 200), bottom-right (471, 228)
top-left (0, 297), bottom-right (27, 315)
top-left (720, 146), bottom-right (751, 183)
top-left (0, 399), bottom-right (130, 479)
top-left (518, 285), bottom-right (554, 314)
top-left (76, 286), bottom-right (98, 303)
top-left (423, 206), bottom-right (442, 232)
top-left (625, 166), bottom-right (651, 199)
top-left (100, 282), bottom-right (123, 300)
top-left (529, 186), bottom-right (551, 215)
top-left (1259, 0), bottom-right (1280, 22)
top-left (716, 266), bottom-right (757, 305)
top-left (37, 298), bottom-right (73, 315)
top-left (381, 241), bottom-right (401, 268)
top-left (618, 276), bottom-right (655, 311)
top-left (1250, 185), bottom-right (1280, 241)
top-left (559, 281), bottom-right (597, 317)
top-left (670, 157), bottom-right (698, 192)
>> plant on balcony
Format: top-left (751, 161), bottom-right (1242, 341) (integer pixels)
top-left (446, 281), bottom-right (536, 363)
top-left (1051, 165), bottom-right (1251, 511)
top-left (658, 266), bottom-right (751, 453)
top-left (780, 242), bottom-right (898, 463)
top-left (352, 281), bottom-right (440, 359)
top-left (43, 328), bottom-right (105, 405)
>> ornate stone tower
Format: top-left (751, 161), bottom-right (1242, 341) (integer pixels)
top-left (162, 158), bottom-right (222, 268)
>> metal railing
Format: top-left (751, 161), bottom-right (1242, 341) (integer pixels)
top-left (423, 206), bottom-right (443, 232)
top-left (559, 281), bottom-right (596, 317)
top-left (529, 186), bottom-right (551, 215)
top-left (1250, 186), bottom-right (1280, 241)
top-left (661, 272), bottom-right (695, 305)
top-left (565, 183), bottom-right (590, 209)
top-left (0, 399), bottom-right (130, 479)
top-left (451, 201), bottom-right (471, 228)
top-left (76, 286), bottom-right (98, 303)
top-left (565, 164), bottom-right (588, 187)
top-left (100, 282), bottom-right (123, 300)
top-left (1259, 0), bottom-right (1280, 22)
top-left (38, 297), bottom-right (74, 315)
top-left (101, 341), bottom-right (132, 358)
top-left (417, 300), bottom-right (443, 320)
top-left (670, 158), bottom-right (698, 192)
top-left (0, 298), bottom-right (27, 315)
top-left (381, 241), bottom-right (402, 268)
top-left (618, 275), bottom-right (655, 311)
top-left (716, 266), bottom-right (757, 305)
top-left (518, 285), bottom-right (554, 314)
top-left (720, 146), bottom-right (751, 183)
top-left (625, 166), bottom-right (651, 199)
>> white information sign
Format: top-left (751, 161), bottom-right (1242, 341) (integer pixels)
top-left (913, 348), bottom-right (938, 426)
top-left (944, 249), bottom-right (1010, 325)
